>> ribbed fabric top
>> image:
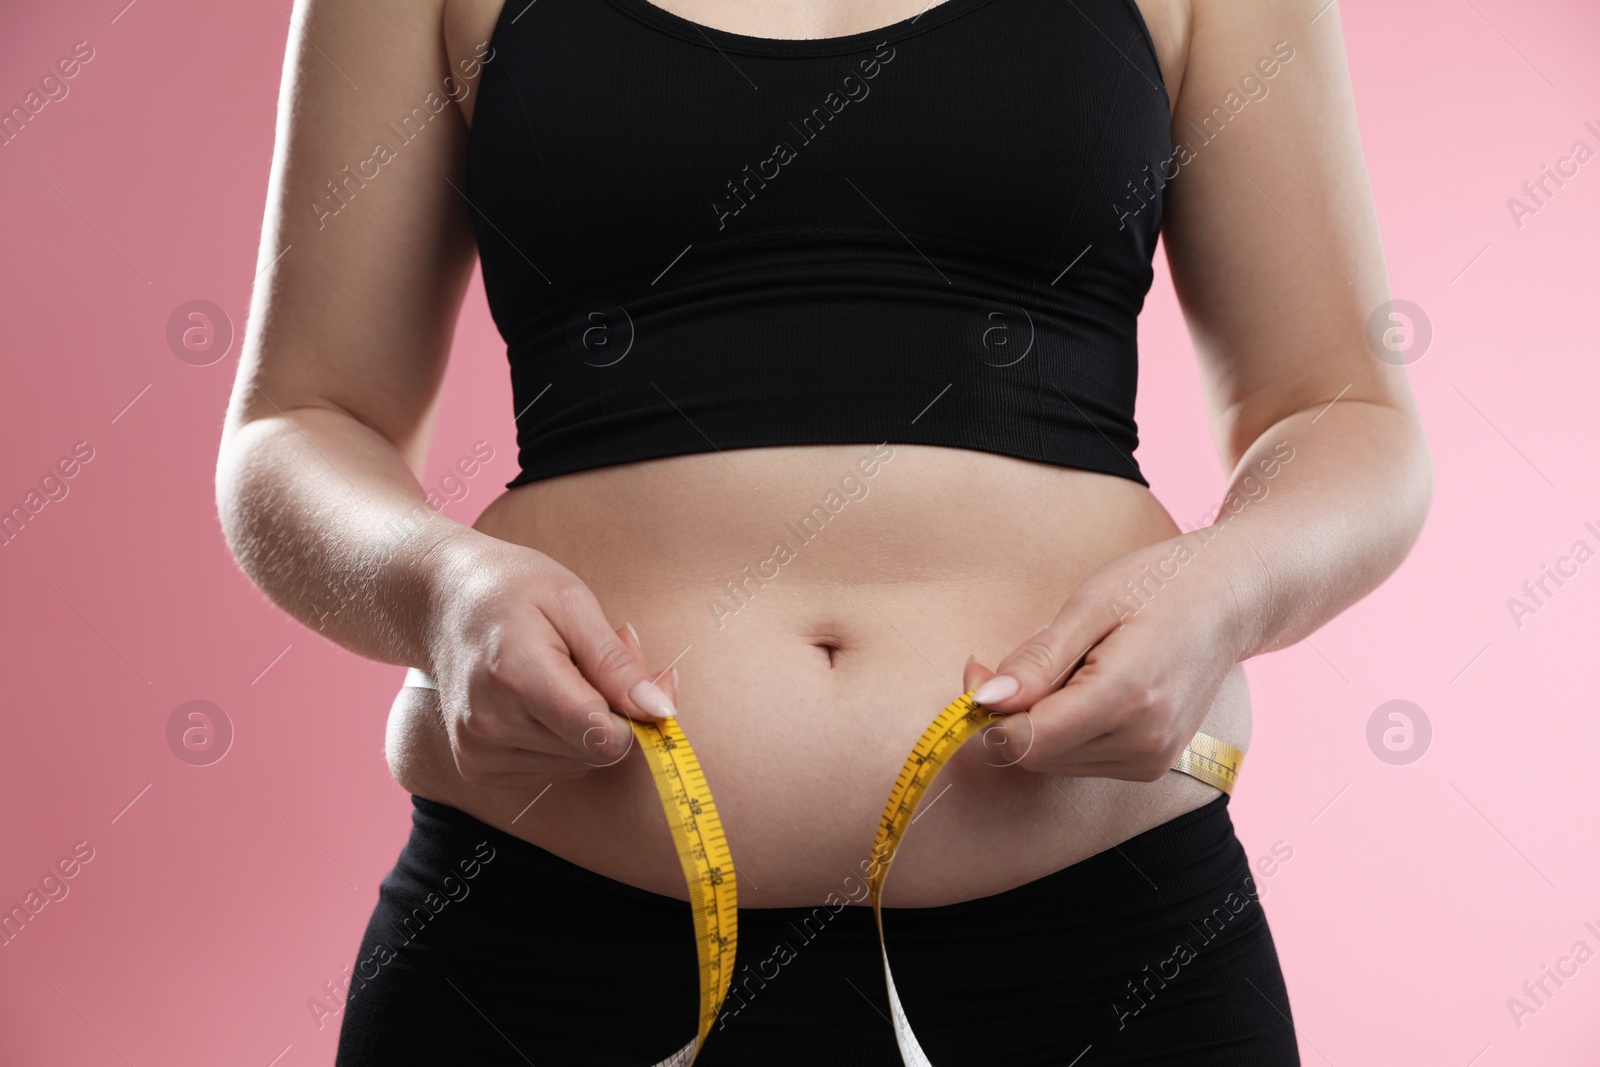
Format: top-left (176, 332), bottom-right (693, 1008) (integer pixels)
top-left (464, 0), bottom-right (1172, 489)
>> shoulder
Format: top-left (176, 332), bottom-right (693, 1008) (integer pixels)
top-left (1143, 0), bottom-right (1324, 118)
top-left (224, 0), bottom-right (478, 455)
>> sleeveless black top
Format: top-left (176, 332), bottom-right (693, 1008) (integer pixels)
top-left (465, 0), bottom-right (1171, 489)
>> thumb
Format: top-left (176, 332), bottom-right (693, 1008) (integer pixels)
top-left (617, 622), bottom-right (680, 710)
top-left (962, 654), bottom-right (998, 695)
top-left (973, 611), bottom-right (1116, 712)
top-left (961, 655), bottom-right (1035, 768)
top-left (544, 581), bottom-right (676, 723)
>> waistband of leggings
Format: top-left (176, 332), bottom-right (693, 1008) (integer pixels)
top-left (408, 789), bottom-right (1235, 916)
top-left (408, 794), bottom-right (697, 911)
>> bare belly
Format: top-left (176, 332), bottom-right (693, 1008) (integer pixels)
top-left (384, 444), bottom-right (1250, 906)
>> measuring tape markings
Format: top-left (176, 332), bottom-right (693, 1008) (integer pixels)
top-left (1171, 730), bottom-right (1243, 795)
top-left (637, 689), bottom-right (1244, 1066)
top-left (399, 669), bottom-right (1243, 1066)
top-left (629, 716), bottom-right (739, 1067)
top-left (866, 691), bottom-right (991, 1066)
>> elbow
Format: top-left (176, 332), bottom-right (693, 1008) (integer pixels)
top-left (1415, 427), bottom-right (1435, 513)
top-left (212, 417), bottom-right (273, 579)
top-left (1394, 412), bottom-right (1435, 557)
top-left (213, 464), bottom-right (247, 574)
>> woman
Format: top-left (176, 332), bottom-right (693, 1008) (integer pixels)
top-left (216, 0), bottom-right (1430, 1062)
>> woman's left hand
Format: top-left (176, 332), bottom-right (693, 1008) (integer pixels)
top-left (963, 532), bottom-right (1259, 780)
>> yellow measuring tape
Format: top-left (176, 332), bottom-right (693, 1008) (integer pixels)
top-left (631, 688), bottom-right (1244, 1066)
top-left (628, 715), bottom-right (740, 1067)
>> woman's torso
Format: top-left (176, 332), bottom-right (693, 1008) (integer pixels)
top-left (382, 0), bottom-right (1240, 909)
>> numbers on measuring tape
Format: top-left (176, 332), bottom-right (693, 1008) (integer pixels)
top-left (637, 689), bottom-right (1244, 1067)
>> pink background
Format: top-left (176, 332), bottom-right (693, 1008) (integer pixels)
top-left (2, 0), bottom-right (1598, 1063)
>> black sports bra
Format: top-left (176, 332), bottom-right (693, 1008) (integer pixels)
top-left (464, 0), bottom-right (1171, 490)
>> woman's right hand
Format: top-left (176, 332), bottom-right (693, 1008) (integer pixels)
top-left (422, 534), bottom-right (680, 788)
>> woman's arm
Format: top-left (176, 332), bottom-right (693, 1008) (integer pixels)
top-left (216, 0), bottom-right (480, 668)
top-left (216, 0), bottom-right (674, 786)
top-left (970, 0), bottom-right (1432, 777)
top-left (1157, 0), bottom-right (1432, 663)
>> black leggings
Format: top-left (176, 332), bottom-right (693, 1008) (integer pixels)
top-left (334, 794), bottom-right (1300, 1065)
